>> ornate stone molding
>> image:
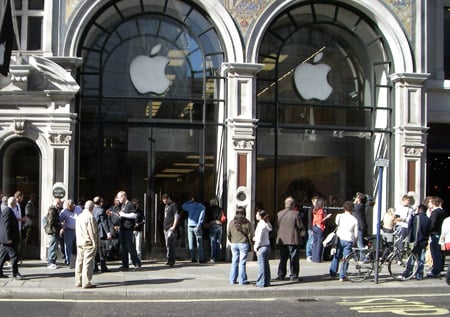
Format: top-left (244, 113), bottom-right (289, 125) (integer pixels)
top-left (233, 139), bottom-right (254, 150)
top-left (49, 134), bottom-right (72, 145)
top-left (403, 145), bottom-right (424, 157)
top-left (14, 120), bottom-right (26, 136)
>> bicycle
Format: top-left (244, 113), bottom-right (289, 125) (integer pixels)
top-left (344, 233), bottom-right (419, 282)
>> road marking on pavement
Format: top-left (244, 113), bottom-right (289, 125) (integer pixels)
top-left (337, 295), bottom-right (450, 316)
top-left (0, 298), bottom-right (277, 303)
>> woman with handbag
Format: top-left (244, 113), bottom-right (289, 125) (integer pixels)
top-left (329, 201), bottom-right (358, 282)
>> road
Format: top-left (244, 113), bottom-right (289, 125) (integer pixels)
top-left (1, 293), bottom-right (449, 317)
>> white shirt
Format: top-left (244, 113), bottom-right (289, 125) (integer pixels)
top-left (253, 220), bottom-right (272, 250)
top-left (336, 212), bottom-right (358, 243)
top-left (395, 205), bottom-right (413, 229)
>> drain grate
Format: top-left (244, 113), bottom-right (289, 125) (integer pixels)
top-left (297, 298), bottom-right (319, 302)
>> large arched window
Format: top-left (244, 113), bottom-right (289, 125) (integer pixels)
top-left (76, 0), bottom-right (225, 232)
top-left (256, 2), bottom-right (392, 216)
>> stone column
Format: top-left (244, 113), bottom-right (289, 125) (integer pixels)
top-left (390, 72), bottom-right (429, 206)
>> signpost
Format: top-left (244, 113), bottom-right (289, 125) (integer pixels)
top-left (374, 158), bottom-right (389, 284)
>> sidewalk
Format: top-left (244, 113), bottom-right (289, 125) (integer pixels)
top-left (0, 259), bottom-right (448, 300)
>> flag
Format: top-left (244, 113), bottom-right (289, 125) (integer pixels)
top-left (0, 0), bottom-right (14, 76)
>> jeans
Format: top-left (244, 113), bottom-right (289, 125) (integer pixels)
top-left (47, 233), bottom-right (58, 264)
top-left (306, 229), bottom-right (313, 258)
top-left (256, 245), bottom-right (271, 287)
top-left (164, 229), bottom-right (177, 264)
top-left (63, 228), bottom-right (76, 264)
top-left (209, 224), bottom-right (222, 261)
top-left (404, 244), bottom-right (426, 279)
top-left (229, 242), bottom-right (249, 285)
top-left (277, 244), bottom-right (300, 279)
top-left (119, 229), bottom-right (141, 267)
top-left (311, 225), bottom-right (324, 262)
top-left (329, 239), bottom-right (353, 279)
top-left (429, 234), bottom-right (444, 275)
top-left (188, 226), bottom-right (204, 262)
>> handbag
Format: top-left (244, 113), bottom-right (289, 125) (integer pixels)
top-left (323, 231), bottom-right (338, 248)
top-left (444, 242), bottom-right (450, 251)
top-left (220, 211), bottom-right (227, 224)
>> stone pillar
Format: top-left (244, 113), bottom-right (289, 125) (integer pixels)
top-left (223, 63), bottom-right (263, 220)
top-left (390, 72), bottom-right (429, 206)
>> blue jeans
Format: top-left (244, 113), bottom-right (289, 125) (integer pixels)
top-left (430, 234), bottom-right (444, 275)
top-left (404, 244), bottom-right (426, 279)
top-left (209, 224), bottom-right (222, 261)
top-left (188, 226), bottom-right (204, 262)
top-left (311, 226), bottom-right (324, 262)
top-left (47, 233), bottom-right (58, 264)
top-left (329, 239), bottom-right (353, 279)
top-left (63, 228), bottom-right (76, 264)
top-left (119, 229), bottom-right (141, 267)
top-left (306, 229), bottom-right (313, 258)
top-left (256, 245), bottom-right (271, 287)
top-left (229, 242), bottom-right (249, 285)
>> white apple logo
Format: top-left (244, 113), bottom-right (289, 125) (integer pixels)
top-left (130, 44), bottom-right (171, 94)
top-left (293, 52), bottom-right (333, 101)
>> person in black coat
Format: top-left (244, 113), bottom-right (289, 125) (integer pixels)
top-left (93, 196), bottom-right (112, 272)
top-left (352, 192), bottom-right (368, 249)
top-left (0, 196), bottom-right (23, 279)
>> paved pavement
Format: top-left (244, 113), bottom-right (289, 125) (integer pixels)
top-left (0, 258), bottom-right (449, 300)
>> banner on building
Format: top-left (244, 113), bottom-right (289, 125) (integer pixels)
top-left (0, 0), bottom-right (14, 77)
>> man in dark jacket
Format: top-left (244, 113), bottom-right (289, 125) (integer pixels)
top-left (116, 191), bottom-right (141, 271)
top-left (0, 196), bottom-right (22, 279)
top-left (93, 196), bottom-right (112, 272)
top-left (427, 196), bottom-right (447, 277)
top-left (276, 196), bottom-right (304, 282)
top-left (44, 198), bottom-right (62, 269)
top-left (404, 204), bottom-right (430, 280)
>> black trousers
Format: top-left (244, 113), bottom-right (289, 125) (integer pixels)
top-left (0, 244), bottom-right (19, 276)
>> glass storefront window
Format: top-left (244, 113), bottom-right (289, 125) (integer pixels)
top-left (257, 2), bottom-right (391, 213)
top-left (445, 8), bottom-right (450, 79)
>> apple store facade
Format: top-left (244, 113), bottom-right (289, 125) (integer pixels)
top-left (1, 0), bottom-right (436, 260)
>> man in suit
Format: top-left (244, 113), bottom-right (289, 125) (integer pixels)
top-left (0, 196), bottom-right (23, 279)
top-left (93, 196), bottom-right (112, 272)
top-left (276, 196), bottom-right (304, 282)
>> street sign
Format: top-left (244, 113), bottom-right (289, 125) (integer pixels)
top-left (375, 158), bottom-right (389, 167)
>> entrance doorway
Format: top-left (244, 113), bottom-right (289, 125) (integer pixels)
top-left (0, 139), bottom-right (41, 259)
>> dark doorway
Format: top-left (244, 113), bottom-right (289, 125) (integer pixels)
top-left (0, 139), bottom-right (41, 259)
top-left (427, 124), bottom-right (450, 209)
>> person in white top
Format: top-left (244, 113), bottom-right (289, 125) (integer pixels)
top-left (394, 195), bottom-right (414, 250)
top-left (329, 201), bottom-right (358, 282)
top-left (253, 209), bottom-right (272, 287)
top-left (439, 215), bottom-right (450, 285)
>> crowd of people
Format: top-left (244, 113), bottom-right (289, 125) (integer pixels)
top-left (1, 189), bottom-right (450, 289)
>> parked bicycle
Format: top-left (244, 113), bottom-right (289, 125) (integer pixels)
top-left (344, 232), bottom-right (419, 282)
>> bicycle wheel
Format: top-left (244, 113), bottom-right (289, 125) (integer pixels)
top-left (388, 250), bottom-right (419, 281)
top-left (345, 250), bottom-right (374, 282)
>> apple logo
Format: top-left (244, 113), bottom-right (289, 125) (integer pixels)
top-left (130, 44), bottom-right (171, 94)
top-left (0, 42), bottom-right (5, 66)
top-left (293, 52), bottom-right (333, 101)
